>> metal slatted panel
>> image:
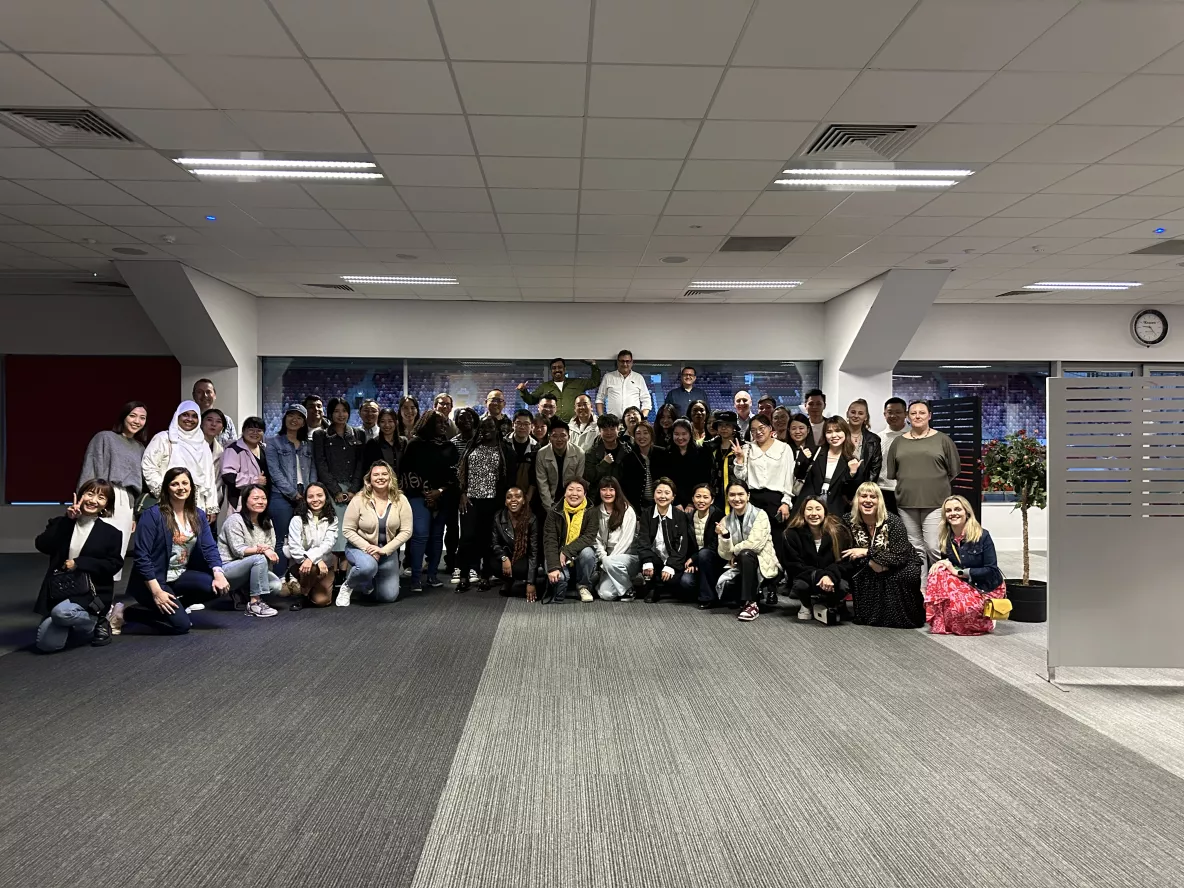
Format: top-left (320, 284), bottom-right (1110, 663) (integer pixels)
top-left (930, 397), bottom-right (982, 518)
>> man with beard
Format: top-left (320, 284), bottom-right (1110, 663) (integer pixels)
top-left (517, 357), bottom-right (601, 422)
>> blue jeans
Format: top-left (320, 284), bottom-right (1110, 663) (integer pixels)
top-left (268, 495), bottom-right (297, 576)
top-left (547, 546), bottom-right (597, 602)
top-left (344, 545), bottom-right (402, 602)
top-left (407, 497), bottom-right (445, 584)
top-left (221, 554), bottom-right (282, 599)
top-left (36, 600), bottom-right (97, 652)
top-left (679, 547), bottom-right (726, 602)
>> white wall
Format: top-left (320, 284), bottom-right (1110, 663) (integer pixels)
top-left (256, 298), bottom-right (827, 360)
top-left (183, 268), bottom-right (261, 419)
top-left (981, 503), bottom-right (1047, 552)
top-left (0, 294), bottom-right (170, 355)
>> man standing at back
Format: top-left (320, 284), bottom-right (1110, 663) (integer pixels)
top-left (663, 366), bottom-right (709, 418)
top-left (357, 399), bottom-right (380, 440)
top-left (536, 417), bottom-right (586, 511)
top-left (484, 390), bottom-right (514, 438)
top-left (733, 390), bottom-right (754, 441)
top-left (518, 357), bottom-right (601, 422)
top-left (193, 378), bottom-right (237, 446)
top-left (597, 349), bottom-right (652, 420)
top-left (804, 388), bottom-right (827, 450)
top-left (570, 394), bottom-right (598, 453)
top-left (876, 397), bottom-right (909, 514)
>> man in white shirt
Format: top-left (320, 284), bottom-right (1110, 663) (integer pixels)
top-left (569, 394), bottom-right (598, 452)
top-left (876, 396), bottom-right (909, 514)
top-left (733, 390), bottom-right (753, 440)
top-left (804, 388), bottom-right (827, 450)
top-left (596, 349), bottom-right (652, 419)
top-left (357, 399), bottom-right (380, 440)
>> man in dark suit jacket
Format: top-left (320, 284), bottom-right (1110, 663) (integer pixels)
top-left (635, 476), bottom-right (691, 603)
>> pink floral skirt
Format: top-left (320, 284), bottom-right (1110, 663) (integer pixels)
top-left (924, 570), bottom-right (1007, 636)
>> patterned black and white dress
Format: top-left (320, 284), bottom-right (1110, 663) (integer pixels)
top-left (844, 513), bottom-right (925, 628)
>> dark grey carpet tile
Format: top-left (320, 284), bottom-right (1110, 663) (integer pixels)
top-left (0, 588), bottom-right (506, 888)
top-left (408, 601), bottom-right (1184, 888)
top-left (0, 554), bottom-right (53, 655)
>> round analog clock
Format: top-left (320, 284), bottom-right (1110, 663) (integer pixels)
top-left (1131, 308), bottom-right (1169, 347)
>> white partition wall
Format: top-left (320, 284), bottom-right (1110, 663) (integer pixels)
top-left (1047, 377), bottom-right (1184, 677)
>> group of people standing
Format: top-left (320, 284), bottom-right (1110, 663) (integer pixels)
top-left (32, 358), bottom-right (1008, 652)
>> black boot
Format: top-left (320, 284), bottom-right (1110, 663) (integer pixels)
top-left (91, 617), bottom-right (113, 646)
top-left (645, 585), bottom-right (660, 604)
top-left (456, 578), bottom-right (470, 593)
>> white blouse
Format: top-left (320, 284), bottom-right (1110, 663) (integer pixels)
top-left (734, 438), bottom-right (795, 505)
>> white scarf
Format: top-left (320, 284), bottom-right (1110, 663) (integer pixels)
top-left (725, 504), bottom-right (758, 542)
top-left (167, 400), bottom-right (215, 493)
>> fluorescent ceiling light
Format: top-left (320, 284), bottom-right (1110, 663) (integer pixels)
top-left (892, 374), bottom-right (923, 379)
top-left (691, 280), bottom-right (801, 288)
top-left (782, 169), bottom-right (973, 177)
top-left (947, 383), bottom-right (985, 388)
top-left (341, 276), bottom-right (458, 285)
top-left (939, 364), bottom-right (990, 369)
top-left (1025, 281), bottom-right (1141, 290)
top-left (775, 178), bottom-right (956, 187)
top-left (190, 169), bottom-right (382, 179)
top-left (175, 158), bottom-right (376, 169)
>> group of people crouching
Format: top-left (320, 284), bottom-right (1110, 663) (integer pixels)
top-left (35, 457), bottom-right (1005, 652)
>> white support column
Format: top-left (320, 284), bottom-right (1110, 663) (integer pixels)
top-left (823, 268), bottom-right (950, 415)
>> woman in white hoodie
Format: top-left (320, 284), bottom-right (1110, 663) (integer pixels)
top-left (594, 476), bottom-right (638, 601)
top-left (142, 401), bottom-right (219, 521)
top-left (283, 481), bottom-right (339, 609)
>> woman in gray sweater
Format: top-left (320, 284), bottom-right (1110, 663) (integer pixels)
top-left (217, 484), bottom-right (282, 617)
top-left (77, 401), bottom-right (149, 575)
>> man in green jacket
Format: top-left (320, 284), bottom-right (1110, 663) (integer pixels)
top-left (516, 357), bottom-right (601, 422)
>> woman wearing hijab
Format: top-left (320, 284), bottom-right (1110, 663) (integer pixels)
top-left (142, 401), bottom-right (219, 523)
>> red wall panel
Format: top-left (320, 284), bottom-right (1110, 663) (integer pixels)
top-left (4, 355), bottom-right (181, 503)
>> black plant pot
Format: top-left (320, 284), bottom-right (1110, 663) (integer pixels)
top-left (1006, 579), bottom-right (1047, 623)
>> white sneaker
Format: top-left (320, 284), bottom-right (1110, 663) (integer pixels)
top-left (469, 569), bottom-right (479, 582)
top-left (184, 602), bottom-right (205, 613)
top-left (797, 605), bottom-right (812, 621)
top-left (247, 601), bottom-right (278, 617)
top-left (335, 584), bottom-right (353, 607)
top-left (108, 602), bottom-right (124, 635)
top-left (578, 586), bottom-right (594, 602)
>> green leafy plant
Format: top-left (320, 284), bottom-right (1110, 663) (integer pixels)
top-left (982, 430), bottom-right (1047, 585)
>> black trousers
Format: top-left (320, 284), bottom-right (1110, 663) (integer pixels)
top-left (444, 506), bottom-right (460, 571)
top-left (882, 489), bottom-right (899, 515)
top-left (720, 550), bottom-right (760, 604)
top-left (457, 497), bottom-right (499, 577)
top-left (499, 557), bottom-right (542, 595)
top-left (792, 576), bottom-right (847, 610)
top-left (748, 488), bottom-right (790, 582)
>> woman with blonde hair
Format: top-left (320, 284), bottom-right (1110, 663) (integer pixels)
top-left (336, 460), bottom-right (412, 606)
top-left (841, 482), bottom-right (924, 628)
top-left (925, 495), bottom-right (1007, 635)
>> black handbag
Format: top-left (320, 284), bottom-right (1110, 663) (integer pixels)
top-left (48, 569), bottom-right (103, 614)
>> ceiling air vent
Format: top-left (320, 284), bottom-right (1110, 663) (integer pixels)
top-left (996, 289), bottom-right (1049, 298)
top-left (682, 288), bottom-right (730, 297)
top-left (1130, 240), bottom-right (1184, 256)
top-left (719, 236), bottom-right (794, 252)
top-left (304, 283), bottom-right (355, 292)
top-left (800, 123), bottom-right (928, 161)
top-left (0, 108), bottom-right (135, 148)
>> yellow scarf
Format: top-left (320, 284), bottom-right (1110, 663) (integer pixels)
top-left (563, 498), bottom-right (587, 545)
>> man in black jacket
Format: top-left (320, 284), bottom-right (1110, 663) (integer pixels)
top-left (635, 476), bottom-right (691, 603)
top-left (584, 414), bottom-right (642, 506)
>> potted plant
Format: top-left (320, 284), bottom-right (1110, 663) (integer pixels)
top-left (982, 430), bottom-right (1047, 622)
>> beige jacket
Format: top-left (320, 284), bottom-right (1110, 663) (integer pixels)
top-left (342, 493), bottom-right (413, 556)
top-left (717, 508), bottom-right (780, 580)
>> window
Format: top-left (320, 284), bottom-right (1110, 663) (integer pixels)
top-left (261, 357), bottom-right (821, 432)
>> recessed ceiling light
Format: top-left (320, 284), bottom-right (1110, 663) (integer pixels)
top-left (925, 259), bottom-right (949, 265)
top-left (1024, 281), bottom-right (1142, 290)
top-left (190, 169), bottom-right (382, 180)
top-left (782, 169), bottom-right (973, 177)
top-left (175, 157), bottom-right (377, 169)
top-left (661, 256), bottom-right (688, 263)
top-left (394, 253), bottom-right (418, 260)
top-left (1155, 227), bottom-right (1167, 234)
top-left (690, 280), bottom-right (801, 288)
top-left (775, 178), bottom-right (957, 187)
top-left (205, 215), bottom-right (217, 221)
top-left (341, 275), bottom-right (458, 285)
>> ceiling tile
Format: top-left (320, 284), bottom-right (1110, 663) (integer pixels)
top-left (302, 185), bottom-right (408, 211)
top-left (1000, 125), bottom-right (1158, 163)
top-left (653, 215), bottom-right (736, 236)
top-left (1101, 128), bottom-right (1184, 165)
top-left (433, 0), bottom-right (590, 62)
top-left (708, 68), bottom-right (858, 122)
top-left (28, 54), bottom-right (211, 108)
top-left (164, 206), bottom-right (263, 228)
top-left (582, 159), bottom-right (682, 191)
top-left (453, 63), bottom-right (586, 116)
top-left (505, 234), bottom-right (576, 251)
top-left (1062, 76), bottom-right (1184, 125)
top-left (1042, 165), bottom-right (1176, 194)
top-left (1006, 3), bottom-right (1184, 73)
top-left (395, 187), bottom-right (490, 213)
top-left (173, 57), bottom-right (336, 112)
top-left (55, 149), bottom-right (193, 181)
top-left (39, 225), bottom-right (144, 244)
top-left (0, 182), bottom-right (55, 204)
top-left (825, 71), bottom-right (992, 123)
top-left (745, 192), bottom-right (849, 216)
top-left (489, 189), bottom-right (579, 214)
top-left (102, 109), bottom-right (257, 151)
top-left (107, 0), bottom-right (299, 55)
top-left (1131, 171), bottom-right (1184, 197)
top-left (246, 208), bottom-right (342, 230)
top-left (1, 0), bottom-right (153, 52)
top-left (1143, 42), bottom-right (1184, 75)
top-left (415, 212), bottom-right (499, 233)
top-left (1078, 195), bottom-right (1184, 219)
top-left (19, 180), bottom-right (142, 205)
top-left (0, 127), bottom-right (37, 149)
top-left (995, 193), bottom-right (1113, 217)
top-left (106, 180), bottom-right (218, 206)
top-left (733, 0), bottom-right (914, 68)
top-left (0, 225), bottom-right (62, 243)
top-left (351, 230), bottom-right (434, 249)
top-left (0, 149), bottom-right (92, 180)
top-left (897, 123), bottom-right (1045, 163)
top-left (953, 163), bottom-right (1083, 193)
top-left (579, 191), bottom-right (671, 214)
top-left (482, 157), bottom-right (579, 189)
top-left (326, 209), bottom-right (420, 230)
top-left (859, 235), bottom-right (947, 253)
top-left (873, 1), bottom-right (1075, 70)
top-left (728, 216), bottom-right (823, 237)
top-left (499, 214), bottom-right (578, 234)
top-left (828, 193), bottom-right (938, 215)
top-left (2, 205), bottom-right (97, 226)
top-left (579, 234), bottom-right (651, 252)
top-left (579, 214), bottom-right (657, 234)
top-left (1083, 220), bottom-right (1173, 239)
top-left (588, 66), bottom-right (723, 119)
top-left (662, 191), bottom-right (761, 215)
top-left (929, 235), bottom-right (1018, 254)
top-left (912, 192), bottom-right (1026, 216)
top-left (592, 0), bottom-right (751, 65)
top-left (945, 72), bottom-right (1125, 123)
top-left (351, 114), bottom-right (473, 155)
top-left (883, 216), bottom-right (979, 236)
top-left (226, 112), bottom-right (367, 152)
top-left (806, 216), bottom-right (900, 237)
top-left (314, 60), bottom-right (461, 113)
top-left (690, 121), bottom-right (814, 161)
top-left (583, 119), bottom-right (699, 159)
top-left (955, 217), bottom-right (1061, 237)
top-left (469, 117), bottom-right (583, 157)
top-left (270, 0), bottom-right (443, 59)
top-left (0, 54), bottom-right (83, 105)
top-left (675, 161), bottom-right (783, 191)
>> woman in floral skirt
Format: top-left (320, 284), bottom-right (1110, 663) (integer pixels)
top-left (924, 495), bottom-right (1007, 635)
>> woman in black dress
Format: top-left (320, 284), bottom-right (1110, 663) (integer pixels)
top-left (841, 482), bottom-right (924, 628)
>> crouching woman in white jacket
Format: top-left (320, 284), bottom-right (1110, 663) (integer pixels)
top-left (283, 481), bottom-right (339, 609)
top-left (594, 477), bottom-right (639, 601)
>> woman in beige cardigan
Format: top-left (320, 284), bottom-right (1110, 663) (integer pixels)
top-left (336, 461), bottom-right (412, 607)
top-left (716, 480), bottom-right (780, 623)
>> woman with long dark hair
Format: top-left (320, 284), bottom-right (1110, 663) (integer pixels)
top-left (283, 481), bottom-right (339, 609)
top-left (78, 401), bottom-right (148, 574)
top-left (784, 494), bottom-right (852, 622)
top-left (362, 407), bottom-right (405, 474)
top-left (664, 418), bottom-right (713, 511)
top-left (456, 416), bottom-right (514, 592)
top-left (491, 487), bottom-right (540, 600)
top-left (116, 466), bottom-right (229, 635)
top-left (786, 412), bottom-right (816, 502)
top-left (220, 415), bottom-right (268, 511)
top-left (800, 416), bottom-right (866, 516)
top-left (217, 483), bottom-right (282, 616)
top-left (846, 398), bottom-right (883, 496)
top-left (400, 411), bottom-right (459, 592)
top-left (594, 477), bottom-right (638, 601)
top-left (396, 395), bottom-right (420, 440)
top-left (313, 396), bottom-right (365, 564)
top-left (653, 404), bottom-right (677, 448)
top-left (771, 406), bottom-right (791, 443)
top-left (631, 420), bottom-right (665, 514)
